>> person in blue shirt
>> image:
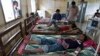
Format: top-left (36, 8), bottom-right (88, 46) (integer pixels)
top-left (52, 9), bottom-right (62, 21)
top-left (47, 9), bottom-right (62, 27)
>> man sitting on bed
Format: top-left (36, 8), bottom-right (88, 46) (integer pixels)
top-left (48, 9), bottom-right (62, 27)
top-left (24, 34), bottom-right (88, 56)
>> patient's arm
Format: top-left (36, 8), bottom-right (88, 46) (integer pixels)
top-left (60, 28), bottom-right (79, 34)
top-left (74, 47), bottom-right (81, 55)
top-left (67, 28), bottom-right (82, 34)
top-left (68, 29), bottom-right (79, 33)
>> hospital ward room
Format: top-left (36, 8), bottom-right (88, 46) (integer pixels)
top-left (0, 0), bottom-right (100, 56)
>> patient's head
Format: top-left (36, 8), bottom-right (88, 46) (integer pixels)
top-left (71, 23), bottom-right (77, 28)
top-left (78, 34), bottom-right (88, 42)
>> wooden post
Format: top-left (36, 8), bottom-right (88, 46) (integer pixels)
top-left (0, 38), bottom-right (6, 56)
top-left (19, 22), bottom-right (23, 38)
top-left (94, 36), bottom-right (100, 56)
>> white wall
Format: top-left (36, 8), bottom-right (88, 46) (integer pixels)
top-left (0, 2), bottom-right (5, 26)
top-left (38, 0), bottom-right (67, 18)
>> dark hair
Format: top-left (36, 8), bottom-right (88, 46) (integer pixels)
top-left (56, 9), bottom-right (60, 12)
top-left (71, 23), bottom-right (77, 28)
top-left (30, 12), bottom-right (34, 16)
top-left (71, 1), bottom-right (76, 6)
top-left (13, 1), bottom-right (18, 5)
top-left (82, 34), bottom-right (88, 42)
top-left (30, 12), bottom-right (35, 17)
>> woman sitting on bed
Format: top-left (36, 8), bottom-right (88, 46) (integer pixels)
top-left (24, 34), bottom-right (88, 55)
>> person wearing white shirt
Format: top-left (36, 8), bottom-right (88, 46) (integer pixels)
top-left (67, 1), bottom-right (79, 23)
top-left (13, 1), bottom-right (21, 18)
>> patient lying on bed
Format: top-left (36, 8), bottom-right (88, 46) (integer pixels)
top-left (24, 34), bottom-right (88, 55)
top-left (57, 23), bottom-right (82, 34)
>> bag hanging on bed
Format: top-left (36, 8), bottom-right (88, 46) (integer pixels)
top-left (79, 47), bottom-right (96, 56)
top-left (91, 20), bottom-right (98, 27)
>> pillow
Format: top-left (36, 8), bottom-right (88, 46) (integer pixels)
top-left (83, 39), bottom-right (97, 48)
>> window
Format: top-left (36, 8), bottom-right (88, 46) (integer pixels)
top-left (86, 3), bottom-right (100, 16)
top-left (1, 0), bottom-right (15, 22)
top-left (31, 0), bottom-right (36, 12)
top-left (0, 0), bottom-right (22, 23)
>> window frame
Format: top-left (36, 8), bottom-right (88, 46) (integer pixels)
top-left (0, 0), bottom-right (22, 23)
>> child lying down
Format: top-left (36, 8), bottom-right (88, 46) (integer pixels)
top-left (24, 34), bottom-right (88, 55)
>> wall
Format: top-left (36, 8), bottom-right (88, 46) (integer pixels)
top-left (21, 0), bottom-right (27, 20)
top-left (0, 1), bottom-right (5, 26)
top-left (37, 0), bottom-right (98, 18)
top-left (38, 0), bottom-right (67, 18)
